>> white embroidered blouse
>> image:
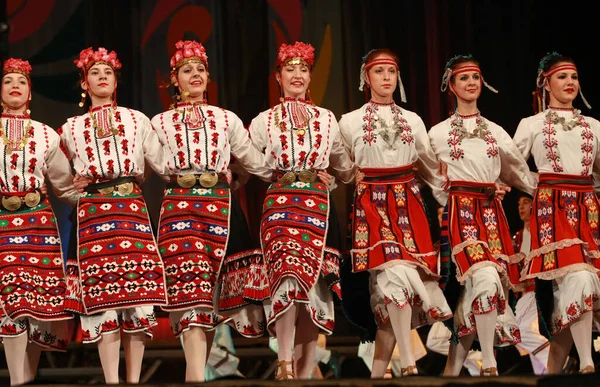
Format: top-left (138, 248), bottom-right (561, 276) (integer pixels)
top-left (513, 108), bottom-right (600, 191)
top-left (59, 104), bottom-right (167, 183)
top-left (248, 99), bottom-right (356, 183)
top-left (0, 113), bottom-right (79, 205)
top-left (429, 113), bottom-right (536, 205)
top-left (338, 101), bottom-right (444, 191)
top-left (151, 102), bottom-right (271, 181)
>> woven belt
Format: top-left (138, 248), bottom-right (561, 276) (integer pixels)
top-left (450, 185), bottom-right (496, 206)
top-left (168, 173), bottom-right (227, 189)
top-left (540, 179), bottom-right (592, 186)
top-left (273, 170), bottom-right (318, 185)
top-left (85, 176), bottom-right (136, 195)
top-left (363, 169), bottom-right (414, 182)
top-left (1, 191), bottom-right (44, 212)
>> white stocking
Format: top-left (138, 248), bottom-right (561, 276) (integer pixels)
top-left (474, 309), bottom-right (498, 370)
top-left (569, 311), bottom-right (594, 371)
top-left (386, 303), bottom-right (415, 371)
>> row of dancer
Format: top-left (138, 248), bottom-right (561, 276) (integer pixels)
top-left (0, 39), bottom-right (599, 385)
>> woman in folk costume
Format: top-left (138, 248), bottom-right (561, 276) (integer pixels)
top-left (248, 41), bottom-right (356, 380)
top-left (59, 47), bottom-right (168, 384)
top-left (150, 40), bottom-right (272, 382)
top-left (428, 55), bottom-right (536, 376)
top-left (513, 52), bottom-right (600, 374)
top-left (338, 49), bottom-right (452, 377)
top-left (0, 59), bottom-right (79, 386)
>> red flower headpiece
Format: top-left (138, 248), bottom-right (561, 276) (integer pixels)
top-left (277, 42), bottom-right (315, 67)
top-left (170, 40), bottom-right (208, 72)
top-left (3, 58), bottom-right (32, 80)
top-left (74, 47), bottom-right (122, 72)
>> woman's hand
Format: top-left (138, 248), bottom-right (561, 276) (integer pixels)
top-left (495, 183), bottom-right (511, 201)
top-left (73, 174), bottom-right (91, 193)
top-left (317, 170), bottom-right (333, 186)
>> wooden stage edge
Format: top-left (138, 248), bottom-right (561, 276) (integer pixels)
top-left (29, 373), bottom-right (599, 387)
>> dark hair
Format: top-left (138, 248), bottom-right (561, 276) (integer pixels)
top-left (363, 48), bottom-right (400, 67)
top-left (449, 56), bottom-right (480, 84)
top-left (540, 54), bottom-right (575, 73)
top-left (77, 65), bottom-right (121, 109)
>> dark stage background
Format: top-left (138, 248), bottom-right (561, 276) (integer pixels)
top-left (1, 0), bottom-right (600, 382)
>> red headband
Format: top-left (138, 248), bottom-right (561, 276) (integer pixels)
top-left (364, 58), bottom-right (398, 70)
top-left (451, 65), bottom-right (481, 76)
top-left (543, 63), bottom-right (577, 78)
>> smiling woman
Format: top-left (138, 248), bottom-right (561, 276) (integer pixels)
top-left (149, 40), bottom-right (273, 383)
top-left (57, 47), bottom-right (170, 385)
top-left (428, 54), bottom-right (537, 377)
top-left (339, 48), bottom-right (450, 378)
top-left (0, 58), bottom-right (79, 386)
top-left (514, 52), bottom-right (600, 375)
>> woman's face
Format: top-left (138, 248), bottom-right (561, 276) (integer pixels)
top-left (2, 73), bottom-right (30, 111)
top-left (277, 63), bottom-right (311, 99)
top-left (176, 61), bottom-right (208, 101)
top-left (82, 63), bottom-right (116, 99)
top-left (366, 55), bottom-right (398, 101)
top-left (546, 62), bottom-right (579, 107)
top-left (450, 63), bottom-right (481, 103)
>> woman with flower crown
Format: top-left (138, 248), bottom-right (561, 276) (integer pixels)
top-left (149, 40), bottom-right (273, 382)
top-left (247, 41), bottom-right (356, 380)
top-left (513, 52), bottom-right (600, 374)
top-left (0, 58), bottom-right (79, 386)
top-left (338, 48), bottom-right (452, 377)
top-left (428, 55), bottom-right (536, 376)
top-left (58, 47), bottom-right (168, 384)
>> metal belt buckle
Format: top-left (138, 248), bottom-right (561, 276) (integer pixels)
top-left (97, 186), bottom-right (115, 195)
top-left (117, 182), bottom-right (134, 195)
top-left (2, 196), bottom-right (22, 211)
top-left (199, 172), bottom-right (219, 188)
top-left (298, 170), bottom-right (316, 183)
top-left (24, 191), bottom-right (41, 208)
top-left (278, 171), bottom-right (296, 185)
top-left (177, 174), bottom-right (197, 189)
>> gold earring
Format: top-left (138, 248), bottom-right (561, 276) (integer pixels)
top-left (78, 92), bottom-right (86, 108)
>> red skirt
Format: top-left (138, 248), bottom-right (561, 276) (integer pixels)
top-left (66, 187), bottom-right (167, 314)
top-left (523, 173), bottom-right (600, 280)
top-left (350, 165), bottom-right (437, 275)
top-left (447, 181), bottom-right (520, 286)
top-left (0, 197), bottom-right (71, 321)
top-left (260, 181), bottom-right (331, 297)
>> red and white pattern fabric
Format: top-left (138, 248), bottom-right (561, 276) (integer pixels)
top-left (369, 265), bottom-right (452, 328)
top-left (0, 114), bottom-right (79, 205)
top-left (158, 187), bottom-right (231, 311)
top-left (0, 200), bottom-right (73, 321)
top-left (0, 311), bottom-right (69, 351)
top-left (522, 174), bottom-right (600, 279)
top-left (446, 181), bottom-right (521, 288)
top-left (260, 181), bottom-right (331, 298)
top-left (58, 104), bottom-right (167, 183)
top-left (350, 166), bottom-right (438, 274)
top-left (79, 305), bottom-right (156, 343)
top-left (548, 271), bottom-right (600, 335)
top-left (151, 104), bottom-right (271, 181)
top-left (453, 266), bottom-right (520, 346)
top-left (66, 188), bottom-right (167, 314)
top-left (429, 114), bottom-right (536, 205)
top-left (264, 277), bottom-right (335, 336)
top-left (248, 101), bottom-right (355, 184)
